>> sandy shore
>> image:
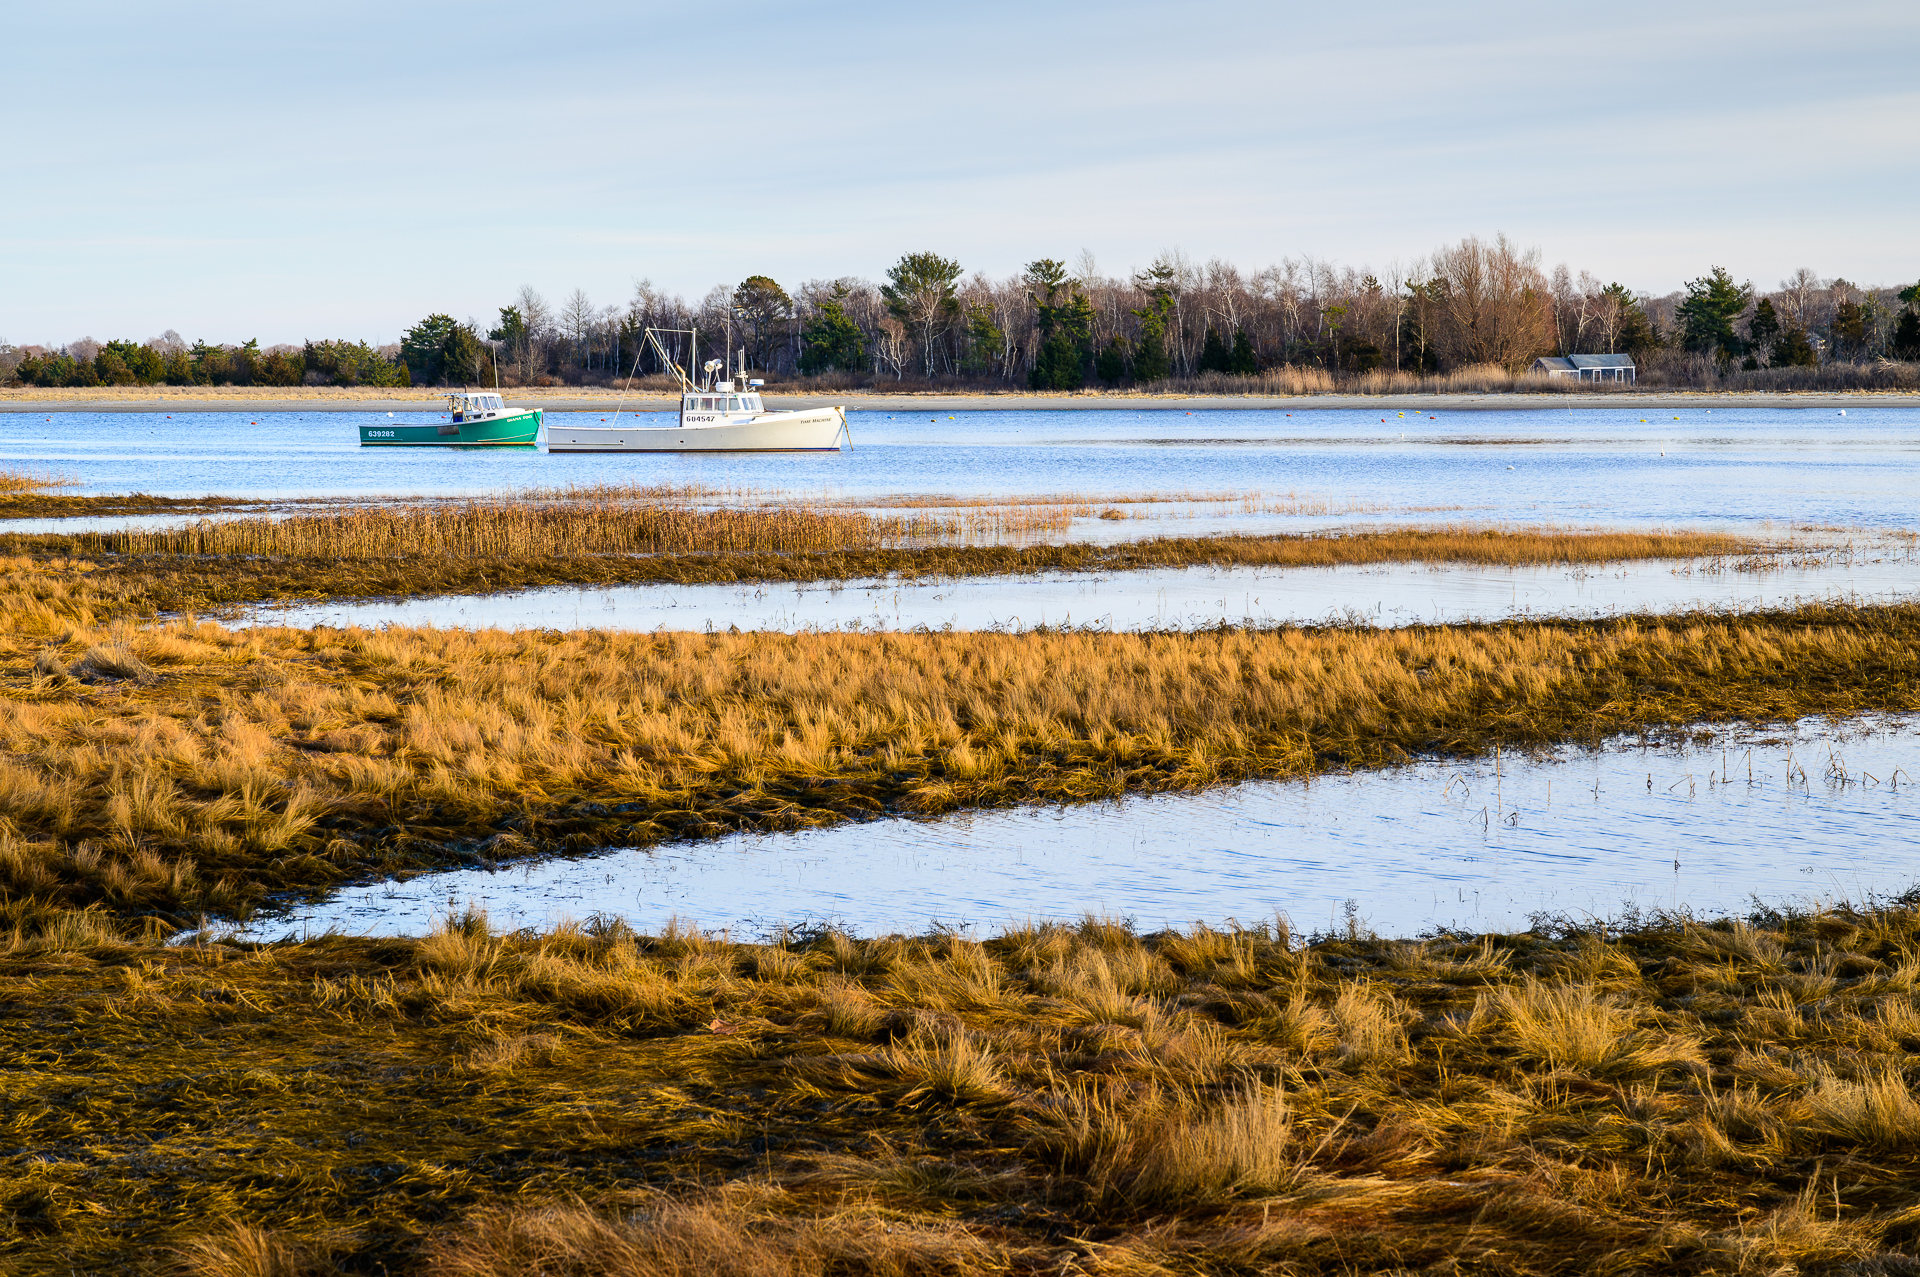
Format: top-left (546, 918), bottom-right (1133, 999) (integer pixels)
top-left (2, 386), bottom-right (1915, 413)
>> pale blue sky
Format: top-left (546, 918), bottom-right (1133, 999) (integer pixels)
top-left (4, 0), bottom-right (1915, 346)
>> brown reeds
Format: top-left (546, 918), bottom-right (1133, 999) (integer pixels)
top-left (15, 900), bottom-right (1920, 1273)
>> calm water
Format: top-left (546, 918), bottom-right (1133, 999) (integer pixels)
top-left (5, 407), bottom-right (1920, 532)
top-left (252, 553), bottom-right (1920, 634)
top-left (234, 715), bottom-right (1920, 943)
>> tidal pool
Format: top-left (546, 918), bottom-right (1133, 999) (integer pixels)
top-left (234, 714), bottom-right (1920, 943)
top-left (247, 551), bottom-right (1920, 634)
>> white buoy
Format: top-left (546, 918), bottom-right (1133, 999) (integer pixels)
top-left (1839, 409), bottom-right (1847, 416)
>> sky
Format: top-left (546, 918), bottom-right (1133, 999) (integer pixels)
top-left (3, 0), bottom-right (1916, 347)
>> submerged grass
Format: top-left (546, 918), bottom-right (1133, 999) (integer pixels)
top-left (0, 542), bottom-right (1915, 924)
top-left (13, 902), bottom-right (1920, 1272)
top-left (0, 466), bottom-right (78, 495)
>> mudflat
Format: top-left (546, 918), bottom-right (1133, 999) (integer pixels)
top-left (3, 385), bottom-right (1916, 412)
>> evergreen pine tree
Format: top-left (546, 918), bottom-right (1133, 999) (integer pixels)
top-left (1892, 309), bottom-right (1920, 362)
top-left (800, 287), bottom-right (868, 374)
top-left (1096, 337), bottom-right (1129, 385)
top-left (1676, 267), bottom-right (1752, 362)
top-left (1228, 330), bottom-right (1257, 375)
top-left (1133, 312), bottom-right (1170, 382)
top-left (1746, 298), bottom-right (1781, 364)
top-left (1198, 327), bottom-right (1230, 373)
top-left (1772, 327), bottom-right (1818, 368)
top-left (1025, 259), bottom-right (1091, 390)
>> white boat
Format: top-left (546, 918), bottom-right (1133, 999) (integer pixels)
top-left (547, 329), bottom-right (848, 453)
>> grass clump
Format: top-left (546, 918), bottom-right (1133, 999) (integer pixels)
top-left (9, 904), bottom-right (1920, 1272)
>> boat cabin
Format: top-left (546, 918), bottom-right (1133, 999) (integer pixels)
top-left (449, 392), bottom-right (507, 422)
top-left (681, 382), bottom-right (765, 420)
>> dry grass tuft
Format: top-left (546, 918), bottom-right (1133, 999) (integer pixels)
top-left (174, 1220), bottom-right (324, 1277)
top-left (422, 1193), bottom-right (1010, 1277)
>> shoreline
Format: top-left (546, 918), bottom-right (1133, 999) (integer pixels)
top-left (3, 386), bottom-right (1917, 413)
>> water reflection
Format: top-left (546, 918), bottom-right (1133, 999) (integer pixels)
top-left (238, 714), bottom-right (1920, 942)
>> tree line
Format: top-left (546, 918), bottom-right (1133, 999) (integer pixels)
top-left (456, 239), bottom-right (1920, 389)
top-left (7, 236), bottom-right (1917, 390)
top-left (4, 333), bottom-right (411, 389)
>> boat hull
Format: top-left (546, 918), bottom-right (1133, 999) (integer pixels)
top-left (360, 409), bottom-right (542, 446)
top-left (547, 407), bottom-right (847, 453)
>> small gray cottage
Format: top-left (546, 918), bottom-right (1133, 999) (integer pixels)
top-left (1531, 353), bottom-right (1636, 383)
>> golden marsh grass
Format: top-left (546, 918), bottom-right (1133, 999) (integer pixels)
top-left (15, 903), bottom-right (1920, 1272)
top-left (0, 517), bottom-right (1773, 617)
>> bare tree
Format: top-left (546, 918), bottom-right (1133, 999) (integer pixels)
top-left (560, 289), bottom-right (595, 374)
top-left (874, 316), bottom-right (908, 379)
top-left (1429, 234), bottom-right (1555, 370)
top-left (1779, 268), bottom-right (1821, 329)
top-left (512, 285), bottom-right (554, 380)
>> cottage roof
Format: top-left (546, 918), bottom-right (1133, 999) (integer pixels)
top-left (1567, 354), bottom-right (1635, 369)
top-left (1531, 357), bottom-right (1577, 372)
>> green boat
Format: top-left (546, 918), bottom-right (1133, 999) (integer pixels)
top-left (359, 392), bottom-right (542, 447)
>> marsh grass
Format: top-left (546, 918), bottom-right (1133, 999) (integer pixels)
top-left (0, 522), bottom-right (1772, 617)
top-left (0, 466), bottom-right (78, 495)
top-left (14, 903), bottom-right (1920, 1273)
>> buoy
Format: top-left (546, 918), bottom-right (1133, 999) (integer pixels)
top-left (1839, 409), bottom-right (1847, 416)
top-left (1507, 465), bottom-right (1514, 470)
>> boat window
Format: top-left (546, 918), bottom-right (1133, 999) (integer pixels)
top-left (727, 396), bottom-right (741, 411)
